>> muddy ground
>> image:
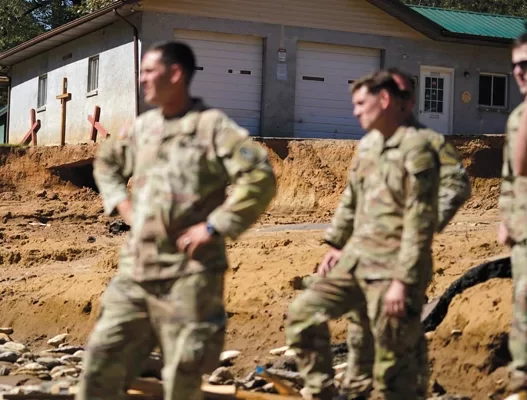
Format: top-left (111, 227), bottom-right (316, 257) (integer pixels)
top-left (0, 136), bottom-right (512, 399)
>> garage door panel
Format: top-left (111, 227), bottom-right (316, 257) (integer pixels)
top-left (175, 29), bottom-right (262, 135)
top-left (296, 97), bottom-right (353, 110)
top-left (191, 81), bottom-right (261, 95)
top-left (294, 41), bottom-right (380, 139)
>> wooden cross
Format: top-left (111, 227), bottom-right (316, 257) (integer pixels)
top-left (56, 77), bottom-right (71, 146)
top-left (88, 105), bottom-right (109, 142)
top-left (20, 108), bottom-right (41, 146)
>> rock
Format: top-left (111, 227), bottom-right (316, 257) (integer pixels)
top-left (19, 352), bottom-right (35, 362)
top-left (0, 342), bottom-right (29, 354)
top-left (36, 190), bottom-right (47, 198)
top-left (44, 346), bottom-right (83, 355)
top-left (37, 357), bottom-right (64, 370)
top-left (50, 365), bottom-right (79, 379)
top-left (208, 367), bottom-right (234, 385)
top-left (0, 384), bottom-right (13, 392)
top-left (0, 333), bottom-right (11, 344)
top-left (425, 331), bottom-right (435, 340)
top-left (12, 362), bottom-right (51, 380)
top-left (109, 220), bottom-right (130, 235)
top-left (262, 382), bottom-right (275, 393)
top-left (0, 352), bottom-right (20, 363)
top-left (73, 350), bottom-right (85, 357)
top-left (87, 236), bottom-right (96, 243)
top-left (244, 378), bottom-right (266, 390)
top-left (60, 355), bottom-right (83, 364)
top-left (219, 350), bottom-right (240, 363)
top-left (0, 365), bottom-right (10, 376)
top-left (284, 349), bottom-right (296, 357)
top-left (47, 334), bottom-right (69, 347)
top-left (269, 346), bottom-right (290, 356)
top-left (451, 329), bottom-right (462, 337)
top-left (0, 328), bottom-right (13, 335)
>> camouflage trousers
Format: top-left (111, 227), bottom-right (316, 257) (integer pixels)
top-left (76, 271), bottom-right (226, 400)
top-left (287, 265), bottom-right (427, 400)
top-left (509, 243), bottom-right (527, 392)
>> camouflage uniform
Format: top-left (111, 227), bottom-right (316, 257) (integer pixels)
top-left (286, 126), bottom-right (440, 400)
top-left (77, 99), bottom-right (276, 400)
top-left (342, 122), bottom-right (471, 399)
top-left (499, 103), bottom-right (527, 392)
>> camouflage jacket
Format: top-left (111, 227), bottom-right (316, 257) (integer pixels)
top-left (499, 102), bottom-right (527, 243)
top-left (413, 121), bottom-right (470, 232)
top-left (324, 126), bottom-right (440, 285)
top-left (93, 99), bottom-right (276, 281)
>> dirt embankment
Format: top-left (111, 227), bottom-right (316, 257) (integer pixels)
top-left (0, 135), bottom-right (510, 398)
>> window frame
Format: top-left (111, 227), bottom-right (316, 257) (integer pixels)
top-left (478, 72), bottom-right (508, 109)
top-left (87, 55), bottom-right (100, 94)
top-left (37, 74), bottom-right (47, 109)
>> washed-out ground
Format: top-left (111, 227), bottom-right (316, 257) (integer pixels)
top-left (0, 136), bottom-right (512, 399)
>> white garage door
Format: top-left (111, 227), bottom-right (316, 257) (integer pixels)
top-left (294, 42), bottom-right (380, 139)
top-left (174, 29), bottom-right (263, 135)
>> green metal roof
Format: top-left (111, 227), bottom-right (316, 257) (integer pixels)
top-left (408, 5), bottom-right (526, 40)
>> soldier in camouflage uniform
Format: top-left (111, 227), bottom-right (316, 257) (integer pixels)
top-left (338, 68), bottom-right (471, 400)
top-left (499, 33), bottom-right (527, 400)
top-left (76, 41), bottom-right (276, 400)
top-left (286, 70), bottom-right (440, 400)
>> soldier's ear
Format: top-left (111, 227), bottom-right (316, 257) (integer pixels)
top-left (378, 89), bottom-right (391, 110)
top-left (169, 64), bottom-right (185, 85)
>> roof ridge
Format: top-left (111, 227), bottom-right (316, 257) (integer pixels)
top-left (407, 5), bottom-right (525, 20)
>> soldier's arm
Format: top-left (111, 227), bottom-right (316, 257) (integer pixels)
top-left (207, 121), bottom-right (276, 240)
top-left (323, 168), bottom-right (357, 249)
top-left (436, 141), bottom-right (471, 232)
top-left (394, 145), bottom-right (438, 285)
top-left (513, 102), bottom-right (527, 175)
top-left (93, 123), bottom-right (135, 217)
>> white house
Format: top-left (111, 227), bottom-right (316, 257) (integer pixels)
top-left (0, 0), bottom-right (524, 145)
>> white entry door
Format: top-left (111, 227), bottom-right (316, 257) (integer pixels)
top-left (174, 29), bottom-right (263, 135)
top-left (418, 67), bottom-right (453, 134)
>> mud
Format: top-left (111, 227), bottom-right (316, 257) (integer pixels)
top-left (0, 135), bottom-right (511, 398)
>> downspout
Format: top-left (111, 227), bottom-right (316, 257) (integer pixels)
top-left (6, 75), bottom-right (11, 144)
top-left (114, 9), bottom-right (139, 116)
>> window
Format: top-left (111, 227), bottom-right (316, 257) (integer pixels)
top-left (424, 76), bottom-right (444, 113)
top-left (479, 73), bottom-right (507, 108)
top-left (37, 74), bottom-right (47, 108)
top-left (88, 56), bottom-right (99, 92)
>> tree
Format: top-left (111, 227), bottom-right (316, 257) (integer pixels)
top-left (0, 0), bottom-right (114, 107)
top-left (404, 0), bottom-right (527, 18)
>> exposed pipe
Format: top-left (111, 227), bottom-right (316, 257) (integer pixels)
top-left (114, 9), bottom-right (139, 116)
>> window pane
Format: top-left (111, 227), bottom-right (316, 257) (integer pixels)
top-left (479, 75), bottom-right (492, 106)
top-left (492, 76), bottom-right (506, 107)
top-left (437, 101), bottom-right (443, 113)
top-left (425, 77), bottom-right (431, 88)
top-left (438, 78), bottom-right (444, 89)
top-left (88, 56), bottom-right (99, 92)
top-left (38, 75), bottom-right (47, 108)
top-left (438, 90), bottom-right (443, 101)
top-left (431, 89), bottom-right (437, 100)
top-left (425, 100), bottom-right (430, 111)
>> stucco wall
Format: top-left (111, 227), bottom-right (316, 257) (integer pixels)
top-left (8, 15), bottom-right (141, 145)
top-left (142, 11), bottom-right (520, 136)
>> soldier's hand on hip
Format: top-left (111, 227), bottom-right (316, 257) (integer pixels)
top-left (497, 221), bottom-right (514, 247)
top-left (177, 222), bottom-right (213, 258)
top-left (317, 248), bottom-right (342, 276)
top-left (384, 279), bottom-right (407, 319)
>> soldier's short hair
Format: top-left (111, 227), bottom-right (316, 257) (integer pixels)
top-left (147, 41), bottom-right (197, 85)
top-left (350, 69), bottom-right (407, 100)
top-left (514, 31), bottom-right (527, 49)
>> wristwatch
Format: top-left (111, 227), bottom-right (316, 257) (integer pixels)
top-left (206, 221), bottom-right (220, 236)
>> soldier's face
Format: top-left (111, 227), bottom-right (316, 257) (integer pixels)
top-left (140, 51), bottom-right (185, 105)
top-left (512, 44), bottom-right (527, 95)
top-left (352, 86), bottom-right (385, 131)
